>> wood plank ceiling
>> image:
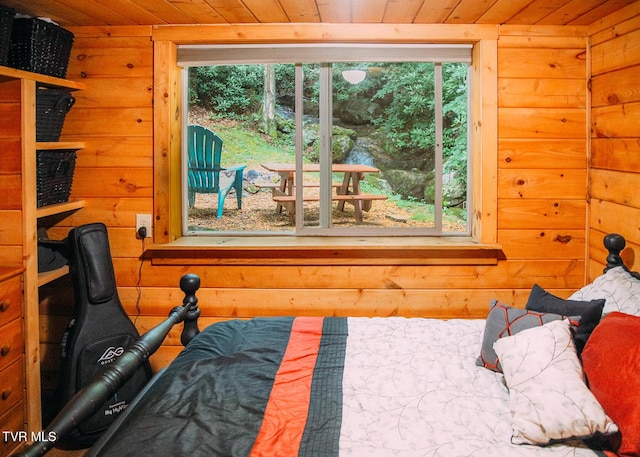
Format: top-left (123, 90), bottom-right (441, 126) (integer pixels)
top-left (0, 0), bottom-right (637, 27)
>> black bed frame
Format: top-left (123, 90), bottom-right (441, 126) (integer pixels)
top-left (13, 233), bottom-right (632, 457)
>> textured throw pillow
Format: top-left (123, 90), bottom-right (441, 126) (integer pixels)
top-left (582, 312), bottom-right (640, 457)
top-left (525, 284), bottom-right (604, 354)
top-left (493, 319), bottom-right (618, 445)
top-left (476, 300), bottom-right (580, 372)
top-left (569, 266), bottom-right (640, 317)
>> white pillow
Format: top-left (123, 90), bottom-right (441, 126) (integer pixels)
top-left (569, 266), bottom-right (640, 316)
top-left (493, 319), bottom-right (618, 445)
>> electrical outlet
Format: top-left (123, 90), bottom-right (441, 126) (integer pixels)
top-left (136, 214), bottom-right (152, 238)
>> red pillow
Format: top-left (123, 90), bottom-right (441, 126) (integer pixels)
top-left (582, 312), bottom-right (640, 457)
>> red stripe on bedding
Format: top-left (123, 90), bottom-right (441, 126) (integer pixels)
top-left (250, 317), bottom-right (325, 457)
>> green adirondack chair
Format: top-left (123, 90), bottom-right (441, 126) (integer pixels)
top-left (187, 125), bottom-right (247, 218)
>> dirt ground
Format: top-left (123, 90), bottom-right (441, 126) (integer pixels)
top-left (187, 165), bottom-right (466, 232)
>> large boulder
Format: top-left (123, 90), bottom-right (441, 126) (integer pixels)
top-left (382, 169), bottom-right (429, 201)
top-left (443, 170), bottom-right (467, 208)
top-left (336, 98), bottom-right (380, 125)
top-left (303, 124), bottom-right (357, 163)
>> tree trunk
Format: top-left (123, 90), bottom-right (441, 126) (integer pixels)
top-left (261, 64), bottom-right (277, 138)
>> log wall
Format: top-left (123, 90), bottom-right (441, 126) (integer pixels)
top-left (37, 22), bottom-right (598, 373)
top-left (588, 3), bottom-right (640, 279)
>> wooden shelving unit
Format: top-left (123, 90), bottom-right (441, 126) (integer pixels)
top-left (36, 141), bottom-right (85, 150)
top-left (37, 200), bottom-right (85, 286)
top-left (36, 199), bottom-right (85, 219)
top-left (0, 64), bottom-right (85, 435)
top-left (0, 65), bottom-right (85, 90)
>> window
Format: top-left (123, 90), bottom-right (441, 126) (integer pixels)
top-left (180, 44), bottom-right (472, 236)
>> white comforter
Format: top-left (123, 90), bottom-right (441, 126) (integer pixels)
top-left (339, 317), bottom-right (602, 457)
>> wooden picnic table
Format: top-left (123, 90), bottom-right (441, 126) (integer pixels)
top-left (260, 162), bottom-right (387, 223)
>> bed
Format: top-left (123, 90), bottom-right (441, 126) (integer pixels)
top-left (15, 233), bottom-right (640, 457)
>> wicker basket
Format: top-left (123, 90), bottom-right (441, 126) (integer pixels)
top-left (9, 17), bottom-right (74, 78)
top-left (0, 7), bottom-right (13, 66)
top-left (36, 87), bottom-right (75, 142)
top-left (36, 149), bottom-right (77, 207)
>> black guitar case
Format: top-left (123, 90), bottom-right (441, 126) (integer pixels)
top-left (56, 222), bottom-right (152, 446)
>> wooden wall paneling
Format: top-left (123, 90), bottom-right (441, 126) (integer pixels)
top-left (497, 229), bottom-right (585, 259)
top-left (496, 32), bottom-right (588, 288)
top-left (498, 78), bottom-right (587, 108)
top-left (70, 167), bottom-right (153, 198)
top-left (498, 169), bottom-right (587, 199)
top-left (62, 107), bottom-right (153, 136)
top-left (590, 168), bottom-right (640, 207)
top-left (499, 139), bottom-right (587, 169)
top-left (53, 197), bottom-right (153, 229)
top-left (591, 138), bottom-right (640, 173)
top-left (589, 10), bottom-right (640, 280)
top-left (68, 39), bottom-right (154, 78)
top-left (499, 107), bottom-right (586, 138)
top-left (115, 284), bottom-right (576, 321)
top-left (498, 199), bottom-right (586, 229)
top-left (65, 137), bottom-right (154, 168)
top-left (107, 259), bottom-right (586, 291)
top-left (497, 48), bottom-right (587, 79)
top-left (497, 34), bottom-right (587, 47)
top-left (66, 77), bottom-right (154, 108)
top-left (592, 102), bottom-right (640, 138)
top-left (591, 27), bottom-right (640, 75)
top-left (589, 199), bottom-right (640, 248)
top-left (591, 64), bottom-right (640, 107)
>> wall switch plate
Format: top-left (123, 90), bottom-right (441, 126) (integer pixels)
top-left (136, 214), bottom-right (152, 238)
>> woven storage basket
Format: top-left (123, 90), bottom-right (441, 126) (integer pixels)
top-left (9, 17), bottom-right (74, 78)
top-left (0, 7), bottom-right (13, 66)
top-left (36, 149), bottom-right (77, 207)
top-left (36, 87), bottom-right (75, 142)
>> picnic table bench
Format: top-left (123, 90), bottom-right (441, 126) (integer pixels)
top-left (260, 162), bottom-right (388, 223)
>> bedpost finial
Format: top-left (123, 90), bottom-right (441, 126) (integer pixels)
top-left (180, 273), bottom-right (201, 295)
top-left (604, 233), bottom-right (625, 252)
top-left (604, 233), bottom-right (626, 273)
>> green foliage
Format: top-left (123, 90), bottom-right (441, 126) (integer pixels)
top-left (370, 63), bottom-right (437, 151)
top-left (188, 66), bottom-right (263, 116)
top-left (441, 63), bottom-right (469, 179)
top-left (189, 59), bottom-right (469, 197)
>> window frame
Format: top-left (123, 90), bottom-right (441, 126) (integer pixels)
top-left (180, 45), bottom-right (473, 237)
top-left (150, 29), bottom-right (499, 265)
